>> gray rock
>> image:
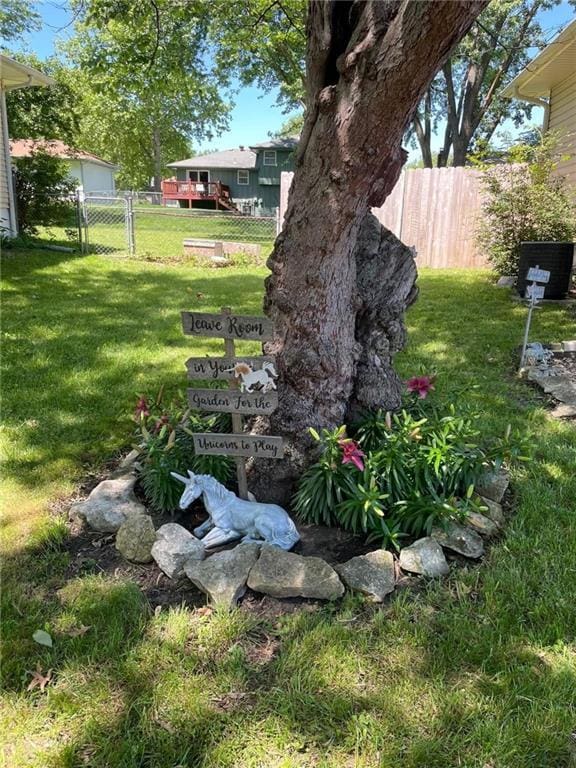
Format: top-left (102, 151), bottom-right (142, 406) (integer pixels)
top-left (247, 546), bottom-right (344, 600)
top-left (551, 403), bottom-right (576, 419)
top-left (497, 276), bottom-right (516, 287)
top-left (542, 377), bottom-right (576, 405)
top-left (563, 340), bottom-right (576, 352)
top-left (478, 496), bottom-right (505, 526)
top-left (432, 522), bottom-right (484, 559)
top-left (151, 523), bottom-right (205, 579)
top-left (184, 543), bottom-right (261, 608)
top-left (476, 469), bottom-right (509, 504)
top-left (466, 511), bottom-right (499, 538)
top-left (69, 474), bottom-right (145, 532)
top-left (399, 538), bottom-right (449, 577)
top-left (115, 514), bottom-right (156, 563)
top-left (336, 550), bottom-right (395, 602)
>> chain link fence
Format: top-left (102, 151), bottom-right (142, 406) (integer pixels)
top-left (79, 194), bottom-right (278, 263)
top-left (80, 196), bottom-right (133, 255)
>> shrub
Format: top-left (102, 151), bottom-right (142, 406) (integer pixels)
top-left (12, 148), bottom-right (76, 235)
top-left (133, 390), bottom-right (233, 513)
top-left (294, 380), bottom-right (530, 548)
top-left (477, 132), bottom-right (576, 276)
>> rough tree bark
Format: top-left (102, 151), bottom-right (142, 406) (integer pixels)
top-left (249, 0), bottom-right (487, 504)
top-left (152, 125), bottom-right (163, 192)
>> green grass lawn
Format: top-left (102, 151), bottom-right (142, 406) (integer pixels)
top-left (37, 205), bottom-right (276, 262)
top-left (2, 249), bottom-right (576, 768)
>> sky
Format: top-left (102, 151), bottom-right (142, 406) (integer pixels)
top-left (11, 0), bottom-right (576, 160)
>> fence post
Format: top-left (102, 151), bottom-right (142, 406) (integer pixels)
top-left (78, 188), bottom-right (89, 254)
top-left (126, 195), bottom-right (135, 255)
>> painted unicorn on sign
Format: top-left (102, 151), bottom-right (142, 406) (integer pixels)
top-left (225, 361), bottom-right (277, 393)
top-left (170, 471), bottom-right (300, 550)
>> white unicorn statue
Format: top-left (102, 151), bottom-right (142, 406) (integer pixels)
top-left (170, 470), bottom-right (300, 550)
top-left (224, 361), bottom-right (277, 393)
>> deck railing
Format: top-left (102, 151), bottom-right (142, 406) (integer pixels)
top-left (161, 180), bottom-right (231, 199)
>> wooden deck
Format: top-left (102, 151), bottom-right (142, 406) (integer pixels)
top-left (161, 180), bottom-right (238, 211)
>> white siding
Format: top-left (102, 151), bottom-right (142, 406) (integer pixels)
top-left (548, 71), bottom-right (576, 189)
top-left (0, 118), bottom-right (11, 232)
top-left (80, 161), bottom-right (116, 194)
top-left (0, 91), bottom-right (15, 235)
top-left (67, 160), bottom-right (116, 194)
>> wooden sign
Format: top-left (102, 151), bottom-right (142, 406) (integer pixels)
top-left (186, 356), bottom-right (275, 381)
top-left (527, 267), bottom-right (550, 284)
top-left (181, 311), bottom-right (274, 341)
top-left (193, 433), bottom-right (284, 459)
top-left (180, 306), bottom-right (283, 500)
top-left (187, 388), bottom-right (278, 414)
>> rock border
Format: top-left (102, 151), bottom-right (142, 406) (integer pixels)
top-left (522, 343), bottom-right (576, 419)
top-left (69, 456), bottom-right (510, 609)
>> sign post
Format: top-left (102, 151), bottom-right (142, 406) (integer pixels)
top-left (223, 307), bottom-right (248, 499)
top-left (181, 306), bottom-right (283, 500)
top-left (519, 265), bottom-right (550, 369)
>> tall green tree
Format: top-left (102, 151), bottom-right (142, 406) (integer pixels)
top-left (409, 0), bottom-right (575, 167)
top-left (5, 54), bottom-right (81, 144)
top-left (66, 0), bottom-right (230, 189)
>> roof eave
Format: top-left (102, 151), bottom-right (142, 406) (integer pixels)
top-left (0, 54), bottom-right (55, 91)
top-left (502, 18), bottom-right (576, 99)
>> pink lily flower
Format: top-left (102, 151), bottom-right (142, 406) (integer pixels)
top-left (338, 439), bottom-right (365, 471)
top-left (406, 375), bottom-right (435, 399)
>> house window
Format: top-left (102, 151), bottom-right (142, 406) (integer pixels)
top-left (237, 169), bottom-right (249, 185)
top-left (188, 170), bottom-right (210, 183)
top-left (262, 150), bottom-right (277, 166)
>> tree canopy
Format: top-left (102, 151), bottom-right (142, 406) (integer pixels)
top-left (409, 0), bottom-right (576, 166)
top-left (63, 0), bottom-right (230, 189)
top-left (0, 0), bottom-right (40, 46)
top-left (5, 54), bottom-right (81, 145)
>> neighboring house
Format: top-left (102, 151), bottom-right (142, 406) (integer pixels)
top-left (163, 138), bottom-right (297, 215)
top-left (10, 139), bottom-right (118, 194)
top-left (0, 54), bottom-right (54, 237)
top-left (502, 18), bottom-right (576, 188)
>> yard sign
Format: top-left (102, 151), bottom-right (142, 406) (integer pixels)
top-left (181, 307), bottom-right (283, 499)
top-left (520, 265), bottom-right (550, 369)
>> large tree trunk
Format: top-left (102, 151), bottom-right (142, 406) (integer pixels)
top-left (249, 0), bottom-right (487, 504)
top-left (152, 126), bottom-right (162, 192)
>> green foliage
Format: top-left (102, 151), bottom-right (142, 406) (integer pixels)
top-left (293, 426), bottom-right (359, 527)
top-left (0, 0), bottom-right (40, 44)
top-left (66, 0), bottom-right (230, 188)
top-left (134, 391), bottom-right (233, 513)
top-left (5, 54), bottom-right (81, 144)
top-left (478, 131), bottom-right (576, 275)
top-left (208, 0), bottom-right (306, 110)
top-left (12, 150), bottom-right (76, 235)
top-left (294, 397), bottom-right (530, 548)
top-left (407, 0), bottom-right (568, 167)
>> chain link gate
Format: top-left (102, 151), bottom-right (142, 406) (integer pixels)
top-left (80, 195), bottom-right (135, 255)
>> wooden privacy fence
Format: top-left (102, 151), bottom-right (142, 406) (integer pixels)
top-left (280, 167), bottom-right (490, 269)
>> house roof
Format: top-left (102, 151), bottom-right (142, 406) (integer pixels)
top-left (502, 19), bottom-right (576, 99)
top-left (9, 139), bottom-right (118, 169)
top-left (167, 148), bottom-right (257, 170)
top-left (0, 54), bottom-right (54, 91)
top-left (249, 138), bottom-right (298, 150)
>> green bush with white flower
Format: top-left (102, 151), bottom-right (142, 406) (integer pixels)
top-left (294, 376), bottom-right (530, 549)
